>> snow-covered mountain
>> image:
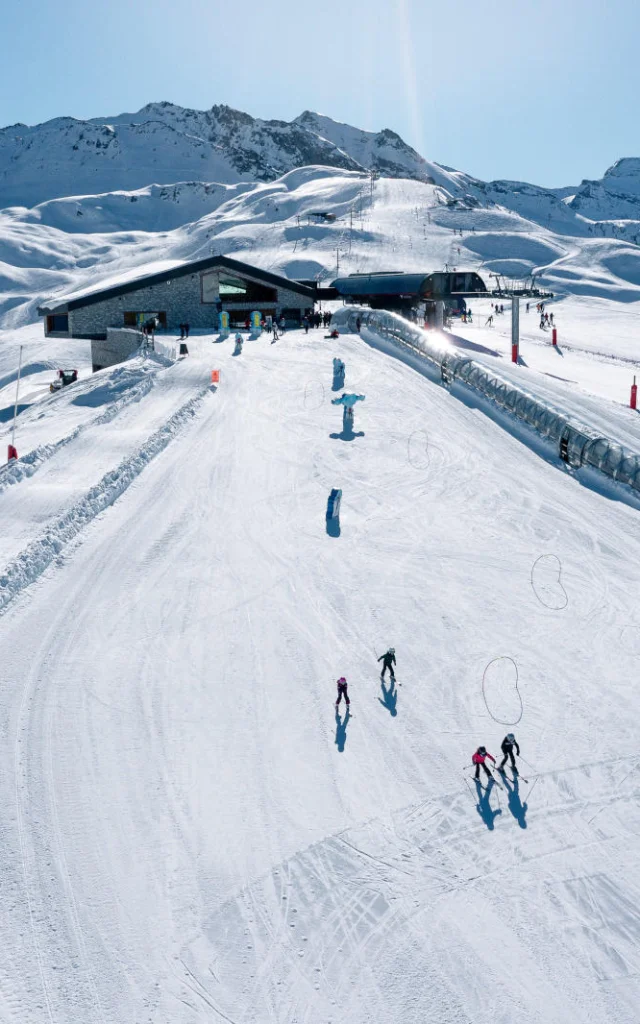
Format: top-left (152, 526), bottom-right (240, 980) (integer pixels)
top-left (2, 101), bottom-right (640, 330)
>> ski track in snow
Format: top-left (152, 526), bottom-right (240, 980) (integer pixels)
top-left (0, 330), bottom-right (638, 1023)
top-left (0, 385), bottom-right (209, 619)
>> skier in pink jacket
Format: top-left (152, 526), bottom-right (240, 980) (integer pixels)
top-left (472, 746), bottom-right (496, 783)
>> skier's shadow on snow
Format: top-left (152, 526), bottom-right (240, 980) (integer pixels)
top-left (378, 677), bottom-right (398, 716)
top-left (330, 429), bottom-right (365, 442)
top-left (502, 774), bottom-right (528, 828)
top-left (335, 708), bottom-right (351, 752)
top-left (475, 779), bottom-right (502, 830)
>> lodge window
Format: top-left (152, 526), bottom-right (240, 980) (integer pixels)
top-left (124, 311), bottom-right (167, 328)
top-left (47, 314), bottom-right (69, 332)
top-left (201, 271), bottom-right (277, 304)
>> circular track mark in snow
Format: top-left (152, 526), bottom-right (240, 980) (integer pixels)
top-left (530, 554), bottom-right (568, 611)
top-left (482, 656), bottom-right (523, 726)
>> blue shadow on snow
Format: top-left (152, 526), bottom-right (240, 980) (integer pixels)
top-left (501, 773), bottom-right (528, 828)
top-left (475, 779), bottom-right (502, 830)
top-left (378, 677), bottom-right (398, 716)
top-left (335, 708), bottom-right (351, 752)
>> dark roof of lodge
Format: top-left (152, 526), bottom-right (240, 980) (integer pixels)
top-left (331, 272), bottom-right (430, 296)
top-left (38, 255), bottom-right (316, 315)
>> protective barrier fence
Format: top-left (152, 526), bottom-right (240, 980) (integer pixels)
top-left (333, 307), bottom-right (640, 495)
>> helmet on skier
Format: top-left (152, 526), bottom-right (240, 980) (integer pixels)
top-left (478, 746), bottom-right (486, 755)
top-left (507, 733), bottom-right (515, 743)
top-left (338, 677), bottom-right (346, 683)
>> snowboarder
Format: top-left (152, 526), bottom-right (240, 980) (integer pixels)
top-left (378, 648), bottom-right (396, 681)
top-left (498, 733), bottom-right (520, 774)
top-left (336, 677), bottom-right (350, 708)
top-left (472, 746), bottom-right (496, 783)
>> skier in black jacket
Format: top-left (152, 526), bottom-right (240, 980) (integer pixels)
top-left (378, 648), bottom-right (396, 681)
top-left (498, 733), bottom-right (520, 774)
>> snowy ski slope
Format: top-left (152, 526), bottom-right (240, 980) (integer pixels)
top-left (0, 327), bottom-right (639, 1023)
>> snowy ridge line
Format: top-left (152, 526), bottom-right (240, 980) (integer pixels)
top-left (0, 387), bottom-right (209, 616)
top-left (334, 306), bottom-right (640, 495)
top-left (0, 369), bottom-right (157, 495)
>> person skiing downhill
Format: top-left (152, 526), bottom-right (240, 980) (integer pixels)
top-left (498, 733), bottom-right (520, 773)
top-left (472, 746), bottom-right (496, 783)
top-left (378, 648), bottom-right (396, 681)
top-left (336, 677), bottom-right (350, 708)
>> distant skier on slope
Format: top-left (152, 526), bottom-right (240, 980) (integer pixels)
top-left (336, 676), bottom-right (350, 708)
top-left (485, 314), bottom-right (493, 327)
top-left (378, 648), bottom-right (396, 682)
top-left (498, 733), bottom-right (520, 774)
top-left (472, 746), bottom-right (496, 783)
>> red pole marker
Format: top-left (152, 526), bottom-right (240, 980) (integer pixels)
top-left (511, 344), bottom-right (518, 363)
top-left (631, 376), bottom-right (638, 410)
top-left (7, 445), bottom-right (18, 461)
top-left (552, 328), bottom-right (557, 346)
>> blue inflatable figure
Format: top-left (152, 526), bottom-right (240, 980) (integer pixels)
top-left (331, 392), bottom-right (365, 435)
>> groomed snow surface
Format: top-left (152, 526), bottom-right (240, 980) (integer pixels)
top-left (1, 326), bottom-right (639, 1024)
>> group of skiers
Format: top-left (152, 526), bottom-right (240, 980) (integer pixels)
top-left (539, 311), bottom-right (554, 330)
top-left (303, 311), bottom-right (332, 333)
top-left (472, 734), bottom-right (521, 782)
top-left (334, 648), bottom-right (396, 710)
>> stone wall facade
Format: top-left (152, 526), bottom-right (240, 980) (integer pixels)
top-left (92, 328), bottom-right (143, 372)
top-left (69, 268), bottom-right (311, 337)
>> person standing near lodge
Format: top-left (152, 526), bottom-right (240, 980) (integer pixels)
top-left (185, 322), bottom-right (190, 338)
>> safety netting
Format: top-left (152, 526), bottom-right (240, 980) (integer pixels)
top-left (333, 307), bottom-right (640, 495)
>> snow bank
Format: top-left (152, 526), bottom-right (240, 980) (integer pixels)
top-left (0, 386), bottom-right (208, 616)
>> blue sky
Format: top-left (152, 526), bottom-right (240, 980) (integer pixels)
top-left (2, 0), bottom-right (638, 186)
